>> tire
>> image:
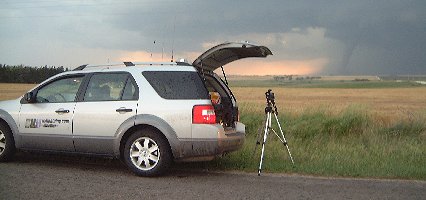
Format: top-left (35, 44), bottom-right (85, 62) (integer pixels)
top-left (0, 122), bottom-right (15, 162)
top-left (123, 128), bottom-right (172, 177)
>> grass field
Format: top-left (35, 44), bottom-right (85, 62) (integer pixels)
top-left (218, 87), bottom-right (426, 179)
top-left (191, 80), bottom-right (426, 180)
top-left (1, 82), bottom-right (425, 179)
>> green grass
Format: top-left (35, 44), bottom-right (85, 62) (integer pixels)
top-left (228, 80), bottom-right (425, 88)
top-left (176, 106), bottom-right (426, 180)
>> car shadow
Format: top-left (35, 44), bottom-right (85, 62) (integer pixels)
top-left (9, 151), bottom-right (228, 178)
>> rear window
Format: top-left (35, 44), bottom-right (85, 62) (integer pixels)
top-left (142, 71), bottom-right (209, 99)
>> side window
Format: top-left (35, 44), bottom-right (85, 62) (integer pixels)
top-left (121, 77), bottom-right (138, 100)
top-left (142, 71), bottom-right (209, 99)
top-left (83, 73), bottom-right (128, 101)
top-left (36, 76), bottom-right (83, 103)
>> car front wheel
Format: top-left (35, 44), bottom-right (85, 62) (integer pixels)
top-left (0, 122), bottom-right (15, 162)
top-left (123, 128), bottom-right (172, 176)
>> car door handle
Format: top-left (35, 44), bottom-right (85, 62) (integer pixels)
top-left (116, 107), bottom-right (133, 113)
top-left (55, 108), bottom-right (70, 114)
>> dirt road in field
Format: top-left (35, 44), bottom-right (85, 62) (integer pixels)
top-left (1, 153), bottom-right (424, 200)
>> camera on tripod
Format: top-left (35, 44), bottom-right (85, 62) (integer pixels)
top-left (255, 89), bottom-right (294, 175)
top-left (264, 89), bottom-right (277, 114)
top-left (265, 89), bottom-right (275, 102)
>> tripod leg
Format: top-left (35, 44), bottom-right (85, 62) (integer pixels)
top-left (258, 112), bottom-right (271, 176)
top-left (252, 114), bottom-right (268, 157)
top-left (273, 113), bottom-right (295, 165)
top-left (271, 128), bottom-right (286, 144)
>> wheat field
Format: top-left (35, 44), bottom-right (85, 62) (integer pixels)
top-left (0, 83), bottom-right (36, 100)
top-left (233, 87), bottom-right (426, 124)
top-left (1, 83), bottom-right (426, 123)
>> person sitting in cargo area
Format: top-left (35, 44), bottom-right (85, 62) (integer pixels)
top-left (210, 92), bottom-right (221, 105)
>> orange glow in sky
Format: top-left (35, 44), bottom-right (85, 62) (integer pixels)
top-left (118, 51), bottom-right (172, 62)
top-left (118, 51), bottom-right (327, 75)
top-left (216, 58), bottom-right (327, 75)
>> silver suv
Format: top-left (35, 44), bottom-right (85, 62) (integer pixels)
top-left (0, 42), bottom-right (272, 176)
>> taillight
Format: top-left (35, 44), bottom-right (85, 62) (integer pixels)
top-left (193, 105), bottom-right (216, 124)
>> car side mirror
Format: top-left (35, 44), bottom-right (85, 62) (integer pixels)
top-left (24, 92), bottom-right (36, 103)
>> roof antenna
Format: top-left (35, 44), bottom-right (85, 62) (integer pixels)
top-left (151, 40), bottom-right (155, 59)
top-left (171, 16), bottom-right (176, 62)
top-left (161, 24), bottom-right (166, 61)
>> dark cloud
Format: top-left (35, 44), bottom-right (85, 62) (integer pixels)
top-left (1, 0), bottom-right (425, 74)
top-left (102, 0), bottom-right (426, 74)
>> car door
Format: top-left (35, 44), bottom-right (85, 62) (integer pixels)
top-left (72, 72), bottom-right (138, 154)
top-left (18, 75), bottom-right (85, 151)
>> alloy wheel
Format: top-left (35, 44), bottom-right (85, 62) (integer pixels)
top-left (129, 137), bottom-right (160, 171)
top-left (0, 130), bottom-right (5, 155)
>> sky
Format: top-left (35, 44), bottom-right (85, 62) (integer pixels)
top-left (1, 0), bottom-right (425, 75)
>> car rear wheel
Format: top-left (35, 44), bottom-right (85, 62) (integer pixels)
top-left (0, 122), bottom-right (15, 162)
top-left (123, 128), bottom-right (172, 176)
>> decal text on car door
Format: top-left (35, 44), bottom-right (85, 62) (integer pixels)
top-left (25, 119), bottom-right (70, 128)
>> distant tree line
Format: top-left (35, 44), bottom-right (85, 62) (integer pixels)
top-left (273, 75), bottom-right (321, 81)
top-left (0, 64), bottom-right (67, 83)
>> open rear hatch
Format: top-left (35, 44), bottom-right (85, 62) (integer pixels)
top-left (193, 42), bottom-right (272, 72)
top-left (193, 42), bottom-right (272, 128)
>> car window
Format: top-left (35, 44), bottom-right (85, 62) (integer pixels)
top-left (121, 77), bottom-right (138, 100)
top-left (84, 73), bottom-right (128, 101)
top-left (142, 71), bottom-right (209, 99)
top-left (36, 76), bottom-right (83, 103)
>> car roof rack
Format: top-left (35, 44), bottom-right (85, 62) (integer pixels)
top-left (74, 64), bottom-right (88, 71)
top-left (73, 61), bottom-right (192, 71)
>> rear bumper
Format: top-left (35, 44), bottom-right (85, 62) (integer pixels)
top-left (174, 122), bottom-right (245, 162)
top-left (217, 128), bottom-right (245, 154)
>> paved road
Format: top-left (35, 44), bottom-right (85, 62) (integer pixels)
top-left (0, 153), bottom-right (425, 200)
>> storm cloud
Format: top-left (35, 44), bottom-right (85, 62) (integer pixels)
top-left (1, 0), bottom-right (425, 75)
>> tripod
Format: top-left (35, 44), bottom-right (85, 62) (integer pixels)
top-left (254, 89), bottom-right (294, 176)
